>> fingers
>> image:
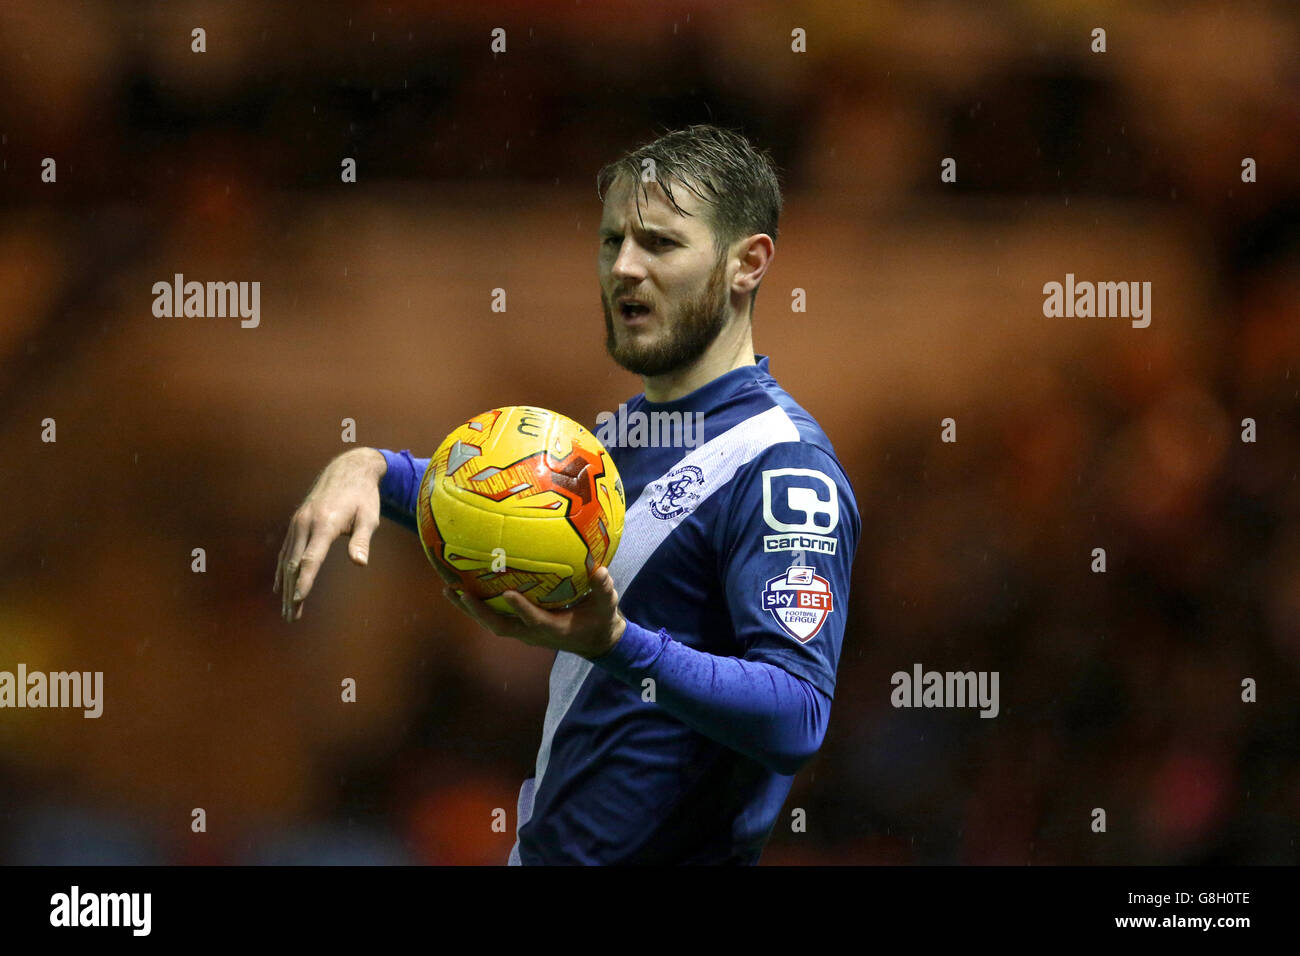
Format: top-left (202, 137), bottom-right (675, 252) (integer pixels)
top-left (431, 559), bottom-right (460, 588)
top-left (579, 566), bottom-right (619, 616)
top-left (277, 450), bottom-right (385, 624)
top-left (453, 589), bottom-right (500, 628)
top-left (444, 585), bottom-right (485, 627)
top-left (281, 510), bottom-right (339, 623)
top-left (289, 527), bottom-right (336, 618)
top-left (274, 524), bottom-right (289, 594)
top-left (280, 514), bottom-right (309, 621)
top-left (502, 589), bottom-right (553, 630)
top-left (594, 566), bottom-right (619, 604)
top-left (445, 586), bottom-right (527, 639)
top-left (347, 505), bottom-right (380, 566)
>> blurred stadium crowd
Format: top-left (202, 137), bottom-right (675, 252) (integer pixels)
top-left (0, 0), bottom-right (1297, 863)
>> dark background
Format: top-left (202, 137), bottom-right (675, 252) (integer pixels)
top-left (0, 0), bottom-right (1297, 864)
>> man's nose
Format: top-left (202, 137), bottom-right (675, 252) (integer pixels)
top-left (611, 239), bottom-right (647, 281)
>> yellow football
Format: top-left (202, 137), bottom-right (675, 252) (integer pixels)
top-left (418, 406), bottom-right (625, 616)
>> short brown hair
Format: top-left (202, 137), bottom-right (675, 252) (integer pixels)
top-left (597, 124), bottom-right (783, 309)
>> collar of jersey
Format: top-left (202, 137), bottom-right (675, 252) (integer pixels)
top-left (637, 354), bottom-right (771, 414)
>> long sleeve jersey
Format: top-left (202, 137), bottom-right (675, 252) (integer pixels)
top-left (378, 355), bottom-right (860, 864)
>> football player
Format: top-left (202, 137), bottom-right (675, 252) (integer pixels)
top-left (275, 124), bottom-right (860, 864)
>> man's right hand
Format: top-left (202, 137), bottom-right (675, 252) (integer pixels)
top-left (274, 447), bottom-right (388, 622)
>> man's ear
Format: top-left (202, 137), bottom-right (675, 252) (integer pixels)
top-left (738, 234), bottom-right (775, 294)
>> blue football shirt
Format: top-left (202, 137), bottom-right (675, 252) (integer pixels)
top-left (515, 355), bottom-right (859, 864)
top-left (381, 354), bottom-right (860, 864)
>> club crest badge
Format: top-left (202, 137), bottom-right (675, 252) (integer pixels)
top-left (761, 565), bottom-right (834, 643)
top-left (648, 465), bottom-right (704, 520)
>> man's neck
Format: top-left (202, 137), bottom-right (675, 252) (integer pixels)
top-left (643, 319), bottom-right (756, 403)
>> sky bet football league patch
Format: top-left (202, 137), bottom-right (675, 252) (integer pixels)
top-left (761, 565), bottom-right (835, 643)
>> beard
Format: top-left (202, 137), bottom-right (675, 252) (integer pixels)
top-left (603, 250), bottom-right (730, 378)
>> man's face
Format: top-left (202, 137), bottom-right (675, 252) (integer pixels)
top-left (598, 174), bottom-right (732, 378)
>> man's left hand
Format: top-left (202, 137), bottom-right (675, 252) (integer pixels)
top-left (443, 566), bottom-right (627, 661)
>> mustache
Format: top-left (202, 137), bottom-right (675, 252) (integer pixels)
top-left (607, 292), bottom-right (655, 309)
